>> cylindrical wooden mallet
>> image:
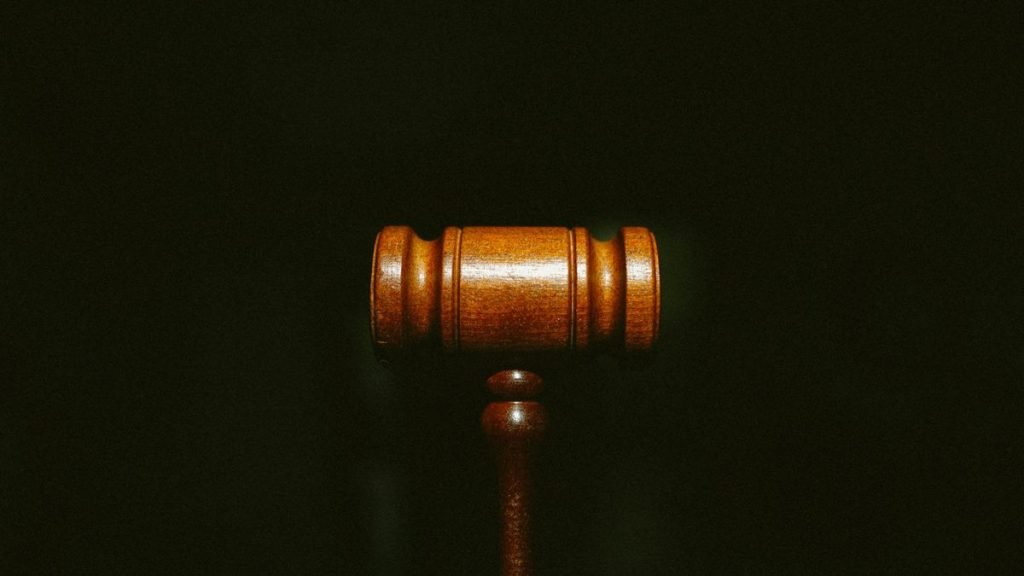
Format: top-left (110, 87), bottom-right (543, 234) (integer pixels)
top-left (371, 226), bottom-right (660, 576)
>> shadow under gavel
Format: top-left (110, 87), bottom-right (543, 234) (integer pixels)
top-left (371, 226), bottom-right (660, 576)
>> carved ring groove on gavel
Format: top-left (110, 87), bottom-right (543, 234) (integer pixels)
top-left (371, 226), bottom-right (660, 576)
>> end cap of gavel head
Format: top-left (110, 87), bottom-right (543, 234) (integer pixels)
top-left (370, 226), bottom-right (659, 358)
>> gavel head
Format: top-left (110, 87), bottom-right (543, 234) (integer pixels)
top-left (370, 226), bottom-right (660, 360)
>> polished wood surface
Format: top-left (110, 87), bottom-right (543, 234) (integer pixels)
top-left (370, 225), bottom-right (660, 576)
top-left (371, 226), bottom-right (660, 355)
top-left (483, 370), bottom-right (546, 576)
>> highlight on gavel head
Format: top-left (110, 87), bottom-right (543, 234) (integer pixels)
top-left (370, 226), bottom-right (660, 358)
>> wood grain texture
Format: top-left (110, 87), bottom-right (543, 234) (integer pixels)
top-left (370, 226), bottom-right (660, 576)
top-left (370, 226), bottom-right (660, 356)
top-left (482, 370), bottom-right (546, 576)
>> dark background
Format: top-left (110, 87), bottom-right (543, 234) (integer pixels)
top-left (4, 2), bottom-right (1022, 574)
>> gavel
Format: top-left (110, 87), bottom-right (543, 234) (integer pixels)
top-left (371, 226), bottom-right (660, 576)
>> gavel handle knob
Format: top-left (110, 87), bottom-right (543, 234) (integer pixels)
top-left (482, 371), bottom-right (547, 576)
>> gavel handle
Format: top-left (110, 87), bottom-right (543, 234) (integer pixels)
top-left (482, 382), bottom-right (546, 576)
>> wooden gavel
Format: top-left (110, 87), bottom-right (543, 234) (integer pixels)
top-left (371, 226), bottom-right (660, 576)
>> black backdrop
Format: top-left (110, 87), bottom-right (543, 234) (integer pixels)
top-left (5, 2), bottom-right (1022, 574)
